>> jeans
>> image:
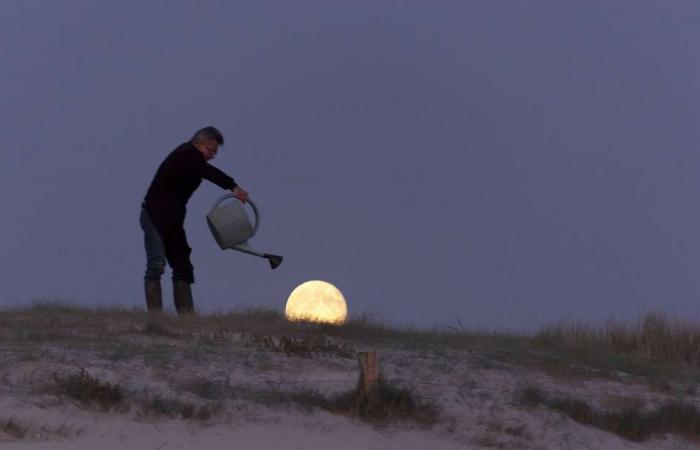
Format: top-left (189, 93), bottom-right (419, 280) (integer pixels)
top-left (140, 205), bottom-right (195, 282)
top-left (140, 207), bottom-right (166, 281)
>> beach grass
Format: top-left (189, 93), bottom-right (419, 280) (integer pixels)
top-left (4, 302), bottom-right (700, 443)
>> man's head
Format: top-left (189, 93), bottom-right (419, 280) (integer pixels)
top-left (191, 126), bottom-right (224, 161)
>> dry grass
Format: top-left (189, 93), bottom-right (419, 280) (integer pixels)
top-left (534, 312), bottom-right (700, 369)
top-left (471, 417), bottom-right (532, 449)
top-left (52, 369), bottom-right (125, 411)
top-left (599, 394), bottom-right (646, 412)
top-left (6, 303), bottom-right (700, 375)
top-left (178, 377), bottom-right (230, 401)
top-left (139, 395), bottom-right (220, 421)
top-left (247, 333), bottom-right (355, 358)
top-left (516, 386), bottom-right (700, 443)
top-left (0, 302), bottom-right (518, 348)
top-left (176, 376), bottom-right (439, 424)
top-left (177, 376), bottom-right (327, 411)
top-left (5, 303), bottom-right (700, 381)
top-left (49, 370), bottom-right (220, 422)
top-left (237, 386), bottom-right (330, 412)
top-left (1, 417), bottom-right (28, 439)
top-left (0, 417), bottom-right (79, 441)
top-left (331, 377), bottom-right (440, 425)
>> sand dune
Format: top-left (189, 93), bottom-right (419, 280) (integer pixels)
top-left (0, 305), bottom-right (698, 449)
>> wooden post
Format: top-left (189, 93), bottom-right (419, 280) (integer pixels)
top-left (359, 351), bottom-right (379, 394)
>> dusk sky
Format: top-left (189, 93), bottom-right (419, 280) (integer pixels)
top-left (2, 1), bottom-right (699, 331)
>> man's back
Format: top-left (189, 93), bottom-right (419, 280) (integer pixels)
top-left (146, 141), bottom-right (237, 205)
top-left (145, 142), bottom-right (207, 205)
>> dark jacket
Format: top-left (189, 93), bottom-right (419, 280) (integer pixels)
top-left (143, 141), bottom-right (237, 232)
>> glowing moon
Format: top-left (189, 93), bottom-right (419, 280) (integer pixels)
top-left (285, 280), bottom-right (347, 324)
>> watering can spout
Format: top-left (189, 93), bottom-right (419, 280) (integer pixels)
top-left (264, 254), bottom-right (283, 270)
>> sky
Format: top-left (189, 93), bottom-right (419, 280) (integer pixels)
top-left (1, 1), bottom-right (699, 331)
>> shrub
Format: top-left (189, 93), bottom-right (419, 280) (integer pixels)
top-left (331, 378), bottom-right (439, 425)
top-left (141, 395), bottom-right (219, 421)
top-left (53, 369), bottom-right (124, 411)
top-left (1, 417), bottom-right (28, 439)
top-left (516, 386), bottom-right (700, 442)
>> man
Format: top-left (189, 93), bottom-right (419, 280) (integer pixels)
top-left (140, 126), bottom-right (248, 314)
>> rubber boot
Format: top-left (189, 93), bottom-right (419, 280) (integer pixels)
top-left (173, 279), bottom-right (194, 314)
top-left (144, 280), bottom-right (162, 312)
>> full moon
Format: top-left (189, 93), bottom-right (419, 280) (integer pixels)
top-left (285, 280), bottom-right (347, 324)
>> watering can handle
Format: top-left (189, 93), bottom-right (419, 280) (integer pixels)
top-left (211, 193), bottom-right (260, 237)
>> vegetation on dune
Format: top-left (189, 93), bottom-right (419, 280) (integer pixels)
top-left (46, 367), bottom-right (439, 425)
top-left (139, 395), bottom-right (221, 421)
top-left (52, 369), bottom-right (125, 411)
top-left (533, 312), bottom-right (700, 368)
top-left (6, 302), bottom-right (700, 442)
top-left (4, 302), bottom-right (700, 378)
top-left (177, 375), bottom-right (438, 424)
top-left (516, 386), bottom-right (700, 443)
top-left (0, 417), bottom-right (77, 441)
top-left (1, 417), bottom-right (28, 439)
top-left (331, 377), bottom-right (439, 424)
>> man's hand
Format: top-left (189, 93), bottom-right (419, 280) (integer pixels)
top-left (232, 186), bottom-right (249, 203)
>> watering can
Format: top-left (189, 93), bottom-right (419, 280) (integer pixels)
top-left (206, 193), bottom-right (283, 269)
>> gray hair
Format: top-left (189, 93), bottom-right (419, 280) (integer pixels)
top-left (191, 126), bottom-right (224, 146)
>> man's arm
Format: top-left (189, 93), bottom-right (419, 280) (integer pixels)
top-left (201, 162), bottom-right (237, 190)
top-left (201, 163), bottom-right (249, 203)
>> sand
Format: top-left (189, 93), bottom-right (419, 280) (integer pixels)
top-left (1, 308), bottom-right (698, 449)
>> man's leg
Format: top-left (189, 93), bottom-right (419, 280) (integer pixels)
top-left (139, 207), bottom-right (165, 312)
top-left (164, 226), bottom-right (195, 314)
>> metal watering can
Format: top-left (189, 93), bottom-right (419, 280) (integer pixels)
top-left (206, 194), bottom-right (283, 269)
